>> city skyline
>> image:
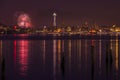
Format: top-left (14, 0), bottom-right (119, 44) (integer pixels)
top-left (0, 0), bottom-right (120, 27)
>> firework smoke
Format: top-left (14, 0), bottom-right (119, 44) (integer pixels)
top-left (16, 12), bottom-right (32, 28)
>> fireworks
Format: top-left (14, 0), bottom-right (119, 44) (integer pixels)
top-left (17, 13), bottom-right (32, 28)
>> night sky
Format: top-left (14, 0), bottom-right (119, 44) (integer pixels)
top-left (0, 0), bottom-right (120, 27)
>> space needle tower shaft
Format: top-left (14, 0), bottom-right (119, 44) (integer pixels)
top-left (53, 13), bottom-right (57, 26)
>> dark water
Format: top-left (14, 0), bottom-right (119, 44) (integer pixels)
top-left (0, 36), bottom-right (120, 80)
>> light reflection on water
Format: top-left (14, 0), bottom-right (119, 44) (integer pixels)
top-left (115, 35), bottom-right (119, 80)
top-left (0, 40), bottom-right (2, 62)
top-left (43, 40), bottom-right (46, 65)
top-left (18, 40), bottom-right (29, 76)
top-left (53, 40), bottom-right (57, 80)
top-left (0, 36), bottom-right (120, 80)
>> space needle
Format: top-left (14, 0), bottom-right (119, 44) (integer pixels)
top-left (53, 13), bottom-right (57, 26)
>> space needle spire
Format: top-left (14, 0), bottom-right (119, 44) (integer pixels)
top-left (53, 13), bottom-right (57, 26)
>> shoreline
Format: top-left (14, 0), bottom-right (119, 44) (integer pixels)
top-left (0, 34), bottom-right (119, 40)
